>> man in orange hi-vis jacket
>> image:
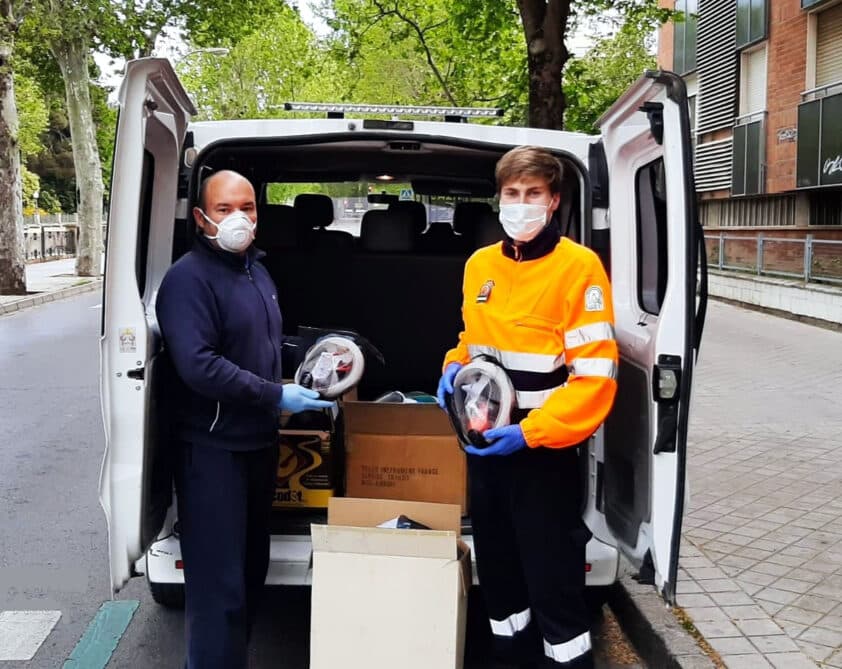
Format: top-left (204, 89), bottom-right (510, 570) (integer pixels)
top-left (438, 146), bottom-right (618, 669)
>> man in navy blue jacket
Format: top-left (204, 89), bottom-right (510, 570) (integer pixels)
top-left (156, 170), bottom-right (332, 669)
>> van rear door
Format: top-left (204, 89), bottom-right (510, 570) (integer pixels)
top-left (596, 70), bottom-right (707, 604)
top-left (99, 58), bottom-right (195, 593)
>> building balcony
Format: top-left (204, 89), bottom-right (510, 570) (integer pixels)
top-left (796, 83), bottom-right (842, 189)
top-left (731, 112), bottom-right (766, 196)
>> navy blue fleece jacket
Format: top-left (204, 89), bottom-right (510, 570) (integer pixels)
top-left (155, 236), bottom-right (285, 450)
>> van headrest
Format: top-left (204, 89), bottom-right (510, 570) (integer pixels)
top-left (360, 210), bottom-right (415, 252)
top-left (256, 203), bottom-right (299, 249)
top-left (452, 201), bottom-right (493, 235)
top-left (473, 210), bottom-right (505, 249)
top-left (388, 201), bottom-right (426, 236)
top-left (294, 193), bottom-right (334, 228)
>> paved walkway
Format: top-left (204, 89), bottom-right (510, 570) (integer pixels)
top-left (679, 301), bottom-right (842, 668)
top-left (0, 259), bottom-right (101, 314)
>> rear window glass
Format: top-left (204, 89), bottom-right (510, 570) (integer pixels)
top-left (263, 181), bottom-right (494, 237)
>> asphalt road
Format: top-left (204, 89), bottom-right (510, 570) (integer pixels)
top-left (0, 292), bottom-right (642, 668)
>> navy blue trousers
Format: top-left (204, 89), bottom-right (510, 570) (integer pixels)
top-left (468, 446), bottom-right (594, 668)
top-left (173, 440), bottom-right (279, 669)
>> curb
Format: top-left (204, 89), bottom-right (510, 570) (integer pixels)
top-left (0, 279), bottom-right (103, 316)
top-left (609, 570), bottom-right (718, 669)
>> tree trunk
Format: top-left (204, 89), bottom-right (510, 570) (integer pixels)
top-left (517, 0), bottom-right (571, 130)
top-left (0, 4), bottom-right (26, 294)
top-left (50, 35), bottom-right (103, 277)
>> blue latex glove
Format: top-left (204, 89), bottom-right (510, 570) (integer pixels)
top-left (279, 383), bottom-right (336, 413)
top-left (466, 424), bottom-right (527, 456)
top-left (436, 362), bottom-right (463, 410)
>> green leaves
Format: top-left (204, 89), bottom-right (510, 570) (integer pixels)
top-left (562, 20), bottom-right (656, 133)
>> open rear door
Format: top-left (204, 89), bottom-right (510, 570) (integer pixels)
top-left (99, 58), bottom-right (195, 593)
top-left (597, 71), bottom-right (707, 604)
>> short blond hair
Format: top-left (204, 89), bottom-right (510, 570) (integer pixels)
top-left (495, 146), bottom-right (564, 194)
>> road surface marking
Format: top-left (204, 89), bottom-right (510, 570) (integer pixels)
top-left (63, 601), bottom-right (139, 669)
top-left (0, 610), bottom-right (62, 661)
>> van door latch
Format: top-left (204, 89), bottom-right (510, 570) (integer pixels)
top-left (653, 355), bottom-right (681, 454)
top-left (127, 367), bottom-right (145, 380)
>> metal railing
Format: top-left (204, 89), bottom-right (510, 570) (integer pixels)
top-left (704, 233), bottom-right (842, 285)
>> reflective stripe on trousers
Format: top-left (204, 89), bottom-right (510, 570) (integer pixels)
top-left (489, 607), bottom-right (532, 637)
top-left (544, 630), bottom-right (592, 664)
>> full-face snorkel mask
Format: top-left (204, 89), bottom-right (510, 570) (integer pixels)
top-left (294, 336), bottom-right (365, 399)
top-left (445, 356), bottom-right (516, 451)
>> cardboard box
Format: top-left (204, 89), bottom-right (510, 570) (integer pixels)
top-left (343, 401), bottom-right (467, 512)
top-left (310, 498), bottom-right (471, 669)
top-left (273, 430), bottom-right (333, 508)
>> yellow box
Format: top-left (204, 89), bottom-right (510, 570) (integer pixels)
top-left (274, 430), bottom-right (334, 508)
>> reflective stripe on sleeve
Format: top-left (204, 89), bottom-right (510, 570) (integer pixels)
top-left (564, 322), bottom-right (615, 350)
top-left (467, 344), bottom-right (565, 373)
top-left (489, 608), bottom-right (532, 637)
top-left (543, 631), bottom-right (592, 663)
top-left (515, 386), bottom-right (563, 408)
top-left (569, 358), bottom-right (618, 380)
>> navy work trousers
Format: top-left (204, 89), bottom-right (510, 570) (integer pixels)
top-left (468, 446), bottom-right (594, 668)
top-left (173, 440), bottom-right (279, 669)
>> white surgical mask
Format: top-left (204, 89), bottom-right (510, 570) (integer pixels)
top-left (201, 209), bottom-right (255, 253)
top-left (498, 203), bottom-right (549, 242)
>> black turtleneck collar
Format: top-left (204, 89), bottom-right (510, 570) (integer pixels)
top-left (501, 219), bottom-right (561, 261)
top-left (193, 231), bottom-right (265, 269)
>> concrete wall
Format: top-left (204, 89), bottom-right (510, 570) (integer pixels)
top-left (709, 270), bottom-right (842, 325)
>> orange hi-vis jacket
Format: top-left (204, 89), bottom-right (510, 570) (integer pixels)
top-left (443, 231), bottom-right (619, 449)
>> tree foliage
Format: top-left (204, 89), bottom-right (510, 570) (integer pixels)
top-left (13, 70), bottom-right (48, 158)
top-left (320, 0), bottom-right (527, 123)
top-left (563, 21), bottom-right (656, 133)
top-left (179, 6), bottom-right (342, 121)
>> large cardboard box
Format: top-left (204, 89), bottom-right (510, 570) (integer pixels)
top-left (343, 401), bottom-right (467, 512)
top-left (310, 498), bottom-right (471, 669)
top-left (273, 430), bottom-right (333, 508)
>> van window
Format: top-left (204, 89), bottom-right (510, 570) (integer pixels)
top-left (636, 158), bottom-right (668, 315)
top-left (136, 150), bottom-right (155, 298)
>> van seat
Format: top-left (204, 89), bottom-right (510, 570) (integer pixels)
top-left (256, 203), bottom-right (300, 251)
top-left (388, 201), bottom-right (427, 237)
top-left (359, 210), bottom-right (415, 252)
top-left (418, 221), bottom-right (462, 254)
top-left (453, 201), bottom-right (493, 236)
top-left (294, 193), bottom-right (354, 249)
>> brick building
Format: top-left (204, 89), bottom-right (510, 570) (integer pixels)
top-left (659, 0), bottom-right (842, 284)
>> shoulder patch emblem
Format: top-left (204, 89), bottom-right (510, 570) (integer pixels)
top-left (585, 285), bottom-right (605, 312)
top-left (476, 279), bottom-right (495, 304)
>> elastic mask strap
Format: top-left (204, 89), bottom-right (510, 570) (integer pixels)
top-left (199, 210), bottom-right (219, 240)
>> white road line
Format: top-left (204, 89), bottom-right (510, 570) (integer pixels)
top-left (0, 610), bottom-right (61, 661)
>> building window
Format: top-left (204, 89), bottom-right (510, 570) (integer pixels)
top-left (733, 45), bottom-right (767, 196)
top-left (739, 45), bottom-right (767, 116)
top-left (815, 3), bottom-right (842, 89)
top-left (810, 191), bottom-right (842, 225)
top-left (673, 0), bottom-right (698, 75)
top-left (736, 0), bottom-right (767, 49)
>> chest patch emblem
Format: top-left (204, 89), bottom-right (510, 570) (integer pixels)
top-left (476, 280), bottom-right (495, 303)
top-left (585, 286), bottom-right (605, 312)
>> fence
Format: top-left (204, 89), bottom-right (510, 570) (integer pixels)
top-left (23, 224), bottom-right (78, 261)
top-left (705, 233), bottom-right (842, 285)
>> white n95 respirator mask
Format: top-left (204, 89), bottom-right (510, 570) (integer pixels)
top-left (498, 203), bottom-right (549, 242)
top-left (201, 210), bottom-right (256, 253)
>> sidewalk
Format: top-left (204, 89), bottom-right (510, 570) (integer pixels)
top-left (0, 259), bottom-right (102, 315)
top-left (678, 300), bottom-right (842, 668)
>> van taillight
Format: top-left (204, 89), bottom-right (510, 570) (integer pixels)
top-left (585, 563), bottom-right (592, 572)
top-left (175, 560), bottom-right (184, 570)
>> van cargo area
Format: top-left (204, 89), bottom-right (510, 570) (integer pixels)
top-left (171, 136), bottom-right (588, 534)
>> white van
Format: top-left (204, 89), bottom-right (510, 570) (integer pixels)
top-left (99, 58), bottom-right (708, 610)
